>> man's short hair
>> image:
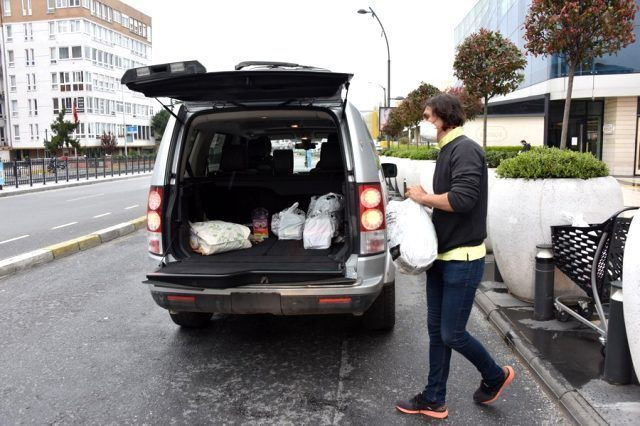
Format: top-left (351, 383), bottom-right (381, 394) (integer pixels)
top-left (424, 94), bottom-right (466, 131)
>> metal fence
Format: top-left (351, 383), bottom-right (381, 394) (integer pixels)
top-left (0, 156), bottom-right (155, 188)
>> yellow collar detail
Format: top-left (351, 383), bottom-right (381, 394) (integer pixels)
top-left (437, 127), bottom-right (464, 149)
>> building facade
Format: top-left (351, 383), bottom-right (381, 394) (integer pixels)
top-left (455, 0), bottom-right (640, 176)
top-left (0, 0), bottom-right (154, 161)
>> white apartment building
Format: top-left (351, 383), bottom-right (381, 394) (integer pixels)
top-left (0, 0), bottom-right (154, 161)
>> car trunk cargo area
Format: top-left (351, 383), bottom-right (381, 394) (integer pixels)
top-left (159, 108), bottom-right (354, 286)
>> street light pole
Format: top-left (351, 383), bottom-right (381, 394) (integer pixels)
top-left (358, 7), bottom-right (390, 108)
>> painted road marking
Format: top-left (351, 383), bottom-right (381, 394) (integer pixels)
top-left (0, 234), bottom-right (30, 245)
top-left (93, 212), bottom-right (111, 218)
top-left (51, 222), bottom-right (78, 230)
top-left (124, 204), bottom-right (139, 210)
top-left (66, 193), bottom-right (104, 202)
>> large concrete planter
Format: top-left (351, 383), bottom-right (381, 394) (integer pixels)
top-left (489, 177), bottom-right (624, 302)
top-left (623, 213), bottom-right (640, 380)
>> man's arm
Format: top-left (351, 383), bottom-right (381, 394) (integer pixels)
top-left (405, 186), bottom-right (454, 212)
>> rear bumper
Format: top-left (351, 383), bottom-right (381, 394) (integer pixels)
top-left (145, 253), bottom-right (387, 315)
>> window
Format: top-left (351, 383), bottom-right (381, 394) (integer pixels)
top-left (6, 25), bottom-right (12, 42)
top-left (28, 99), bottom-right (38, 116)
top-left (9, 75), bottom-right (16, 92)
top-left (51, 72), bottom-right (58, 90)
top-left (50, 47), bottom-right (57, 63)
top-left (30, 124), bottom-right (38, 140)
top-left (53, 98), bottom-right (59, 114)
top-left (59, 47), bottom-right (69, 60)
top-left (56, 0), bottom-right (68, 7)
top-left (49, 21), bottom-right (55, 37)
top-left (72, 46), bottom-right (82, 58)
top-left (60, 72), bottom-right (71, 91)
top-left (14, 125), bottom-right (20, 141)
top-left (25, 48), bottom-right (35, 66)
top-left (69, 0), bottom-right (80, 6)
top-left (8, 50), bottom-right (14, 67)
top-left (27, 73), bottom-right (36, 91)
top-left (3, 0), bottom-right (11, 16)
top-left (11, 100), bottom-right (18, 117)
top-left (23, 23), bottom-right (33, 40)
top-left (47, 0), bottom-right (55, 12)
top-left (21, 0), bottom-right (32, 15)
top-left (0, 127), bottom-right (5, 141)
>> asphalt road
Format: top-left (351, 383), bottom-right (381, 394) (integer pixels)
top-left (0, 176), bottom-right (150, 261)
top-left (0, 231), bottom-right (569, 425)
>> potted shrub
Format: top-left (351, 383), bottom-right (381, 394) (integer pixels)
top-left (489, 148), bottom-right (623, 301)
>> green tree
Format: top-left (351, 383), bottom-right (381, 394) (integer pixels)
top-left (44, 109), bottom-right (80, 155)
top-left (151, 109), bottom-right (170, 141)
top-left (400, 83), bottom-right (441, 145)
top-left (454, 29), bottom-right (526, 147)
top-left (524, 0), bottom-right (637, 149)
top-left (100, 132), bottom-right (118, 155)
top-left (445, 86), bottom-right (483, 121)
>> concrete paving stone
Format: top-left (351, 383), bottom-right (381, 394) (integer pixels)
top-left (0, 249), bottom-right (55, 274)
top-left (46, 240), bottom-right (80, 259)
top-left (528, 356), bottom-right (574, 399)
top-left (485, 290), bottom-right (532, 308)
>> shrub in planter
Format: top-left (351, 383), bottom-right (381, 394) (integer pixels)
top-left (484, 146), bottom-right (522, 168)
top-left (489, 147), bottom-right (621, 301)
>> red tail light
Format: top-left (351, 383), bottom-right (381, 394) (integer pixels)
top-left (358, 184), bottom-right (386, 254)
top-left (147, 186), bottom-right (163, 255)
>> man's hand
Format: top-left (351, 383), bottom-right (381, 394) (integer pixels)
top-left (405, 185), bottom-right (428, 204)
top-left (405, 185), bottom-right (454, 212)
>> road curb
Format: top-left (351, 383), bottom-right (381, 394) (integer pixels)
top-left (0, 216), bottom-right (146, 279)
top-left (0, 172), bottom-right (152, 198)
top-left (474, 287), bottom-right (608, 425)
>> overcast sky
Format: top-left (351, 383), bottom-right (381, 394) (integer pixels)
top-left (125, 0), bottom-right (477, 111)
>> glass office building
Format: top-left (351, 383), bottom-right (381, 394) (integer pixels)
top-left (455, 0), bottom-right (640, 175)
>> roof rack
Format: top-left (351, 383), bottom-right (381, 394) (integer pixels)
top-left (234, 61), bottom-right (329, 71)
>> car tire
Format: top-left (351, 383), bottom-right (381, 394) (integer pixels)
top-left (169, 311), bottom-right (213, 328)
top-left (363, 283), bottom-right (395, 331)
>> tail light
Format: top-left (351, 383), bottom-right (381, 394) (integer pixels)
top-left (147, 186), bottom-right (163, 255)
top-left (358, 184), bottom-right (386, 254)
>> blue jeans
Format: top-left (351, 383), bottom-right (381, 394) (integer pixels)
top-left (422, 258), bottom-right (504, 404)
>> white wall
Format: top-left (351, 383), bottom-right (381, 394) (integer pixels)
top-left (463, 116), bottom-right (545, 147)
top-left (602, 97), bottom-right (638, 176)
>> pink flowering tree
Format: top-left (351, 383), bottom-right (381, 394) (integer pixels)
top-left (524, 0), bottom-right (637, 149)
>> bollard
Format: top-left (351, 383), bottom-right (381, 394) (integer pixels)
top-left (534, 244), bottom-right (555, 320)
top-left (604, 280), bottom-right (633, 385)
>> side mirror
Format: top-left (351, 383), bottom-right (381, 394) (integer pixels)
top-left (382, 163), bottom-right (397, 178)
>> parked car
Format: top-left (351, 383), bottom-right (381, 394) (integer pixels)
top-left (122, 61), bottom-right (397, 330)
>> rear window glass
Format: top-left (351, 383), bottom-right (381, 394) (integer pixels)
top-left (207, 133), bottom-right (226, 173)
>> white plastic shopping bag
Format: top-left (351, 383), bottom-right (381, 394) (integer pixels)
top-left (272, 202), bottom-right (306, 240)
top-left (308, 193), bottom-right (344, 217)
top-left (189, 220), bottom-right (252, 255)
top-left (386, 199), bottom-right (438, 274)
top-left (303, 215), bottom-right (335, 249)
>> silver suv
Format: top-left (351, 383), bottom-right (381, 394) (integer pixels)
top-left (122, 61), bottom-right (396, 330)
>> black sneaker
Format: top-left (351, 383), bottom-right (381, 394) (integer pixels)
top-left (395, 393), bottom-right (448, 419)
top-left (473, 365), bottom-right (515, 404)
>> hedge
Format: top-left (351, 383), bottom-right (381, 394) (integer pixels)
top-left (496, 147), bottom-right (609, 179)
top-left (381, 145), bottom-right (522, 167)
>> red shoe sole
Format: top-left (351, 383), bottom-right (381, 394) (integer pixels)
top-left (481, 365), bottom-right (515, 404)
top-left (396, 405), bottom-right (449, 419)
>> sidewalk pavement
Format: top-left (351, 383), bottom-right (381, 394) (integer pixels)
top-left (617, 177), bottom-right (640, 207)
top-left (478, 255), bottom-right (640, 425)
top-left (0, 170), bottom-right (152, 198)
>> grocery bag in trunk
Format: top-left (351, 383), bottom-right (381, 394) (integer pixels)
top-left (189, 220), bottom-right (252, 255)
top-left (386, 199), bottom-right (438, 274)
top-left (271, 202), bottom-right (306, 240)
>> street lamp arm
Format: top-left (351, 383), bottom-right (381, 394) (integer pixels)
top-left (369, 7), bottom-right (390, 62)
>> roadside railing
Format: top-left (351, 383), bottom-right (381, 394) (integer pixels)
top-left (1, 155), bottom-right (155, 189)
